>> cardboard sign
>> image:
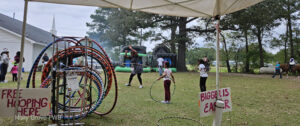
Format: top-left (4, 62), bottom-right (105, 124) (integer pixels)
top-left (0, 88), bottom-right (51, 117)
top-left (199, 88), bottom-right (232, 117)
top-left (67, 74), bottom-right (79, 91)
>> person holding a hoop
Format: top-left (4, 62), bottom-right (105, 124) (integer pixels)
top-left (157, 62), bottom-right (175, 104)
top-left (125, 45), bottom-right (144, 88)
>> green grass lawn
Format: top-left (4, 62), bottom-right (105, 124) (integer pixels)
top-left (0, 72), bottom-right (300, 126)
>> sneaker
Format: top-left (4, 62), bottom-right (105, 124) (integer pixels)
top-left (166, 101), bottom-right (171, 104)
top-left (161, 101), bottom-right (167, 104)
top-left (139, 85), bottom-right (143, 88)
top-left (125, 83), bottom-right (131, 86)
top-left (4, 80), bottom-right (8, 83)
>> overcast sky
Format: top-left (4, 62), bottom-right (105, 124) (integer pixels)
top-left (0, 0), bottom-right (284, 53)
top-left (0, 0), bottom-right (96, 36)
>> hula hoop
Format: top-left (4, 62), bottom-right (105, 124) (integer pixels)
top-left (157, 116), bottom-right (203, 126)
top-left (40, 68), bottom-right (104, 120)
top-left (149, 80), bottom-right (176, 103)
top-left (26, 37), bottom-right (118, 118)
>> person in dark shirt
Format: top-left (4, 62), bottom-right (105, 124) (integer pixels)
top-left (124, 46), bottom-right (143, 88)
top-left (14, 51), bottom-right (25, 64)
top-left (41, 53), bottom-right (49, 70)
top-left (42, 53), bottom-right (49, 64)
top-left (203, 56), bottom-right (210, 72)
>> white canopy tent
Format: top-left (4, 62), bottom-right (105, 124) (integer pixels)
top-left (15, 0), bottom-right (264, 125)
top-left (29, 0), bottom-right (263, 17)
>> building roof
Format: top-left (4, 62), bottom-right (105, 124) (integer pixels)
top-left (153, 45), bottom-right (171, 55)
top-left (0, 13), bottom-right (53, 45)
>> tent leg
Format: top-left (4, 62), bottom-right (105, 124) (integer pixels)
top-left (213, 100), bottom-right (225, 126)
top-left (215, 19), bottom-right (220, 96)
top-left (213, 18), bottom-right (223, 126)
top-left (14, 0), bottom-right (29, 125)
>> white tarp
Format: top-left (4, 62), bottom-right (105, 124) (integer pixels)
top-left (29, 0), bottom-right (263, 17)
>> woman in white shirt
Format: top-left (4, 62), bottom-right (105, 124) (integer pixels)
top-left (198, 59), bottom-right (208, 92)
top-left (157, 57), bottom-right (164, 76)
top-left (289, 57), bottom-right (295, 71)
top-left (0, 48), bottom-right (10, 83)
top-left (157, 62), bottom-right (175, 104)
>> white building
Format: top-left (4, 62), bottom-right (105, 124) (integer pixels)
top-left (0, 13), bottom-right (56, 72)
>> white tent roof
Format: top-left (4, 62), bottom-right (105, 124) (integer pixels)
top-left (29, 0), bottom-right (263, 17)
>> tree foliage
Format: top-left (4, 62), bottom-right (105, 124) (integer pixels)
top-left (87, 8), bottom-right (155, 47)
top-left (86, 0), bottom-right (299, 72)
top-left (186, 48), bottom-right (215, 65)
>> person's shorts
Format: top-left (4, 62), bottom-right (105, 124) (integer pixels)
top-left (131, 65), bottom-right (143, 74)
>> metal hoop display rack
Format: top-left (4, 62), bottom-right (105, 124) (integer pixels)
top-left (26, 36), bottom-right (118, 124)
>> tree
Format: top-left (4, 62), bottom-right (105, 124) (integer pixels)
top-left (220, 32), bottom-right (231, 73)
top-left (177, 17), bottom-right (188, 71)
top-left (270, 28), bottom-right (289, 63)
top-left (295, 26), bottom-right (300, 60)
top-left (221, 9), bottom-right (254, 73)
top-left (274, 49), bottom-right (287, 64)
top-left (174, 17), bottom-right (197, 71)
top-left (87, 8), bottom-right (155, 47)
top-left (153, 16), bottom-right (179, 53)
top-left (247, 0), bottom-right (282, 67)
top-left (186, 48), bottom-right (215, 66)
top-left (280, 0), bottom-right (300, 58)
top-left (267, 0), bottom-right (299, 63)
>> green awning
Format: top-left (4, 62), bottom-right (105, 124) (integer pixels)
top-left (115, 66), bottom-right (151, 72)
top-left (120, 53), bottom-right (147, 57)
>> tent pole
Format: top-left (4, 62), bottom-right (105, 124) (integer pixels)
top-left (216, 19), bottom-right (220, 96)
top-left (14, 0), bottom-right (29, 124)
top-left (213, 17), bottom-right (225, 126)
top-left (213, 0), bottom-right (224, 125)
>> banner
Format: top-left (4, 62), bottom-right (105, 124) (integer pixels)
top-left (199, 88), bottom-right (232, 117)
top-left (0, 88), bottom-right (51, 117)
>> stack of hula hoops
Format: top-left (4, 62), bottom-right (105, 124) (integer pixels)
top-left (26, 37), bottom-right (118, 121)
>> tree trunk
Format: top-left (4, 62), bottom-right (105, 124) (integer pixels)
top-left (220, 33), bottom-right (231, 73)
top-left (285, 24), bottom-right (288, 63)
top-left (123, 34), bottom-right (127, 46)
top-left (287, 0), bottom-right (294, 58)
top-left (257, 28), bottom-right (264, 67)
top-left (170, 19), bottom-right (177, 53)
top-left (244, 30), bottom-right (250, 73)
top-left (296, 30), bottom-right (300, 58)
top-left (235, 53), bottom-right (238, 72)
top-left (177, 17), bottom-right (187, 72)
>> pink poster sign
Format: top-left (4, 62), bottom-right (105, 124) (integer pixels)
top-left (199, 88), bottom-right (232, 117)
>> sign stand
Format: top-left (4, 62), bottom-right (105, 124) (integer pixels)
top-left (213, 100), bottom-right (225, 126)
top-left (214, 15), bottom-right (223, 126)
top-left (199, 88), bottom-right (232, 125)
top-left (14, 0), bottom-right (28, 125)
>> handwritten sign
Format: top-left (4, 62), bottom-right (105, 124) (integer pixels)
top-left (67, 74), bottom-right (79, 91)
top-left (199, 88), bottom-right (232, 117)
top-left (0, 88), bottom-right (51, 117)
